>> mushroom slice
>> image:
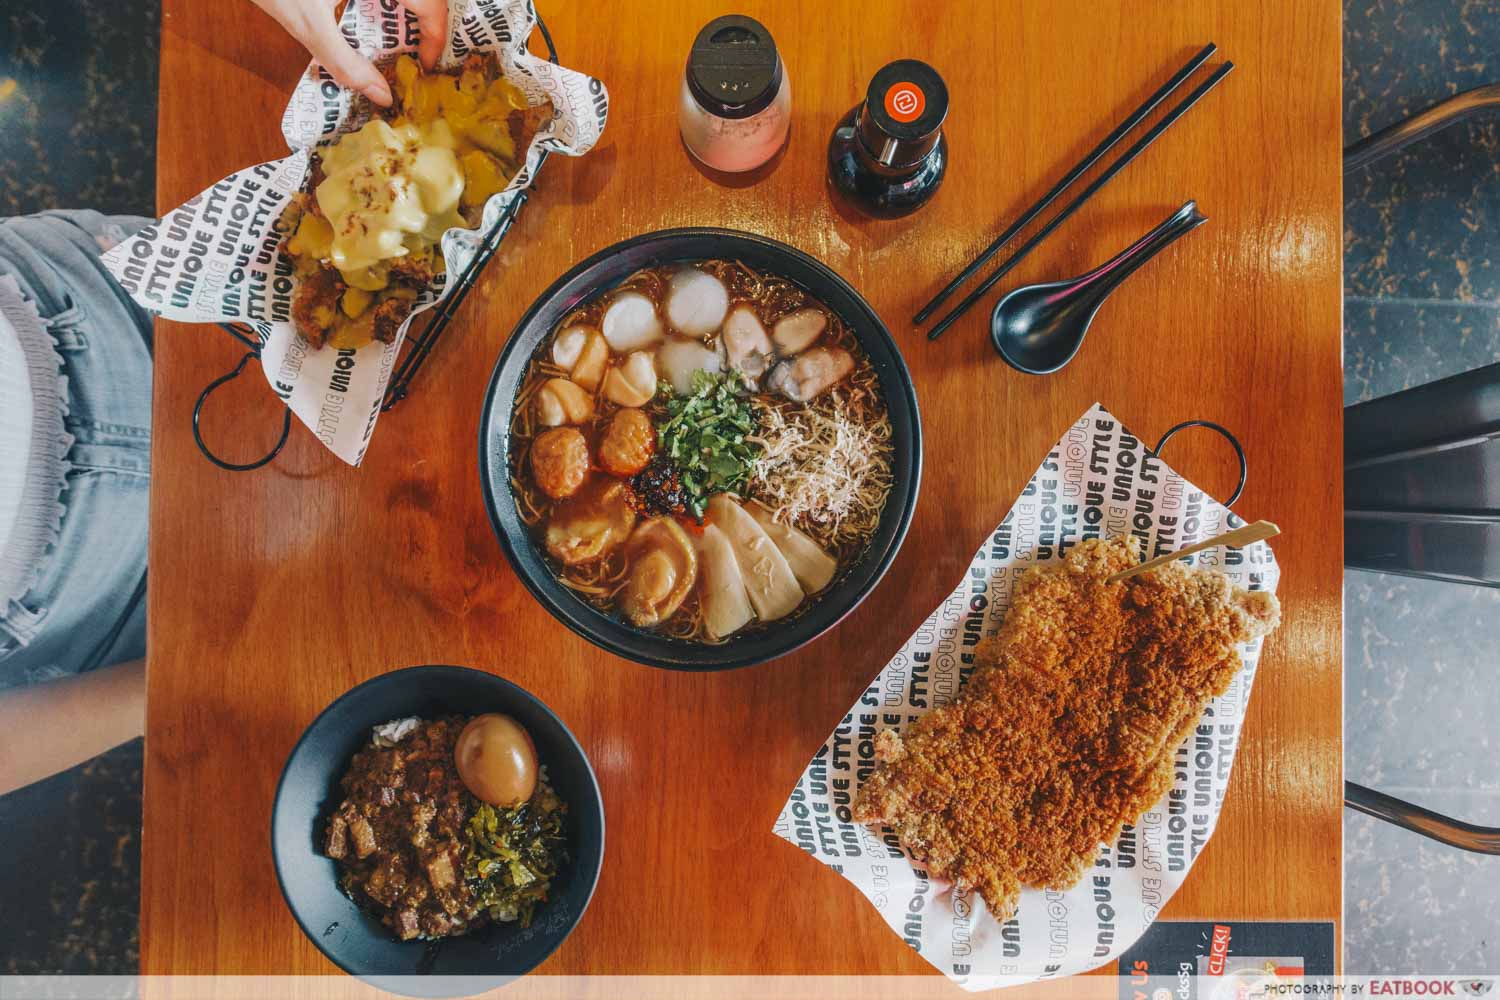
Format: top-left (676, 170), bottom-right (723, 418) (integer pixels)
top-left (721, 306), bottom-right (774, 382)
top-left (620, 517), bottom-right (699, 627)
top-left (601, 291), bottom-right (663, 352)
top-left (604, 350), bottom-right (658, 407)
top-left (771, 308), bottom-right (828, 356)
top-left (707, 494), bottom-right (803, 621)
top-left (657, 338), bottom-right (722, 396)
top-left (544, 479), bottom-right (637, 567)
top-left (695, 523), bottom-right (755, 640)
top-left (765, 346), bottom-right (855, 403)
top-left (746, 503), bottom-right (838, 593)
top-left (570, 327), bottom-right (610, 392)
top-left (665, 268), bottom-right (730, 339)
top-left (535, 377), bottom-right (595, 426)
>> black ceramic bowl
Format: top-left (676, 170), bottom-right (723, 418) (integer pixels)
top-left (270, 666), bottom-right (604, 994)
top-left (478, 228), bottom-right (922, 671)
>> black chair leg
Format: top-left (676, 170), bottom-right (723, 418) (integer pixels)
top-left (1344, 83), bottom-right (1500, 173)
top-left (1345, 782), bottom-right (1500, 854)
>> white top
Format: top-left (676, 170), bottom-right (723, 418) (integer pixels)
top-left (0, 274), bottom-right (72, 613)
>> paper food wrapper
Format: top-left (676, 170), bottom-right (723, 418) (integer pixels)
top-left (102, 0), bottom-right (608, 466)
top-left (773, 403), bottom-right (1280, 991)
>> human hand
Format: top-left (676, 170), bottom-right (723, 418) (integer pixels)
top-left (250, 0), bottom-right (448, 106)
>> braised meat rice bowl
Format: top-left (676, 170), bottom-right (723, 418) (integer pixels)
top-left (324, 714), bottom-right (567, 941)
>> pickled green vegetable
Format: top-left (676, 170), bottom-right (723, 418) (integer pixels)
top-left (463, 779), bottom-right (567, 927)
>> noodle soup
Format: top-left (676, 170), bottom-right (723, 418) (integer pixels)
top-left (509, 260), bottom-right (894, 644)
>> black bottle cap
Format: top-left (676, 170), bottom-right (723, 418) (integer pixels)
top-left (686, 15), bottom-right (784, 120)
top-left (857, 59), bottom-right (949, 168)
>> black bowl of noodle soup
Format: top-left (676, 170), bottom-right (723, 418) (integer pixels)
top-left (479, 228), bottom-right (921, 670)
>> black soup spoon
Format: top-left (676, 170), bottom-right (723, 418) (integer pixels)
top-left (989, 200), bottom-right (1208, 374)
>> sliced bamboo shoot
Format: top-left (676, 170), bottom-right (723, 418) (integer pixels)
top-left (746, 503), bottom-right (838, 593)
top-left (695, 523), bottom-right (755, 639)
top-left (707, 495), bottom-right (803, 621)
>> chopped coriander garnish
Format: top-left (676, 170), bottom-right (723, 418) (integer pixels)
top-left (657, 370), bottom-right (760, 518)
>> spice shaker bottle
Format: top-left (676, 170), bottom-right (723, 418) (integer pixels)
top-left (828, 60), bottom-right (949, 218)
top-left (678, 14), bottom-right (791, 173)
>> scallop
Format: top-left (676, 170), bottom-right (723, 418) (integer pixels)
top-left (601, 291), bottom-right (663, 352)
top-left (604, 350), bottom-right (658, 407)
top-left (657, 338), bottom-right (722, 396)
top-left (771, 308), bottom-right (828, 356)
top-left (620, 517), bottom-right (699, 627)
top-left (665, 268), bottom-right (730, 339)
top-left (747, 502), bottom-right (838, 593)
top-left (707, 494), bottom-right (803, 622)
top-left (535, 377), bottom-right (595, 426)
top-left (765, 346), bottom-right (855, 403)
top-left (569, 327), bottom-right (610, 391)
top-left (695, 523), bottom-right (755, 640)
top-left (551, 325), bottom-right (590, 369)
top-left (721, 306), bottom-right (774, 382)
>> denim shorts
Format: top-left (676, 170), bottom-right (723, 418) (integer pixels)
top-left (0, 211), bottom-right (154, 689)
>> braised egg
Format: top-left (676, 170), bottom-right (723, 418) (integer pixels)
top-left (454, 714), bottom-right (538, 806)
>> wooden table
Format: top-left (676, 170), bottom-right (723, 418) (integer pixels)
top-left (146, 0), bottom-right (1344, 990)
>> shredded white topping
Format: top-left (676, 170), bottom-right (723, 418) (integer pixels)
top-left (749, 397), bottom-right (893, 539)
top-left (371, 717), bottom-right (421, 747)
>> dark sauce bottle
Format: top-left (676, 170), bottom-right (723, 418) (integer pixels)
top-left (827, 59), bottom-right (949, 219)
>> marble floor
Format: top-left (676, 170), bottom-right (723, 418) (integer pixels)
top-left (1342, 0), bottom-right (1500, 975)
top-left (0, 0), bottom-right (157, 975)
top-left (0, 0), bottom-right (1496, 978)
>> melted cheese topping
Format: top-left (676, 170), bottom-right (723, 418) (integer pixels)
top-left (315, 118), bottom-right (466, 276)
top-left (288, 56), bottom-right (534, 305)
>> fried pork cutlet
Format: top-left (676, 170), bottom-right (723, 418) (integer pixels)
top-left (852, 536), bottom-right (1280, 921)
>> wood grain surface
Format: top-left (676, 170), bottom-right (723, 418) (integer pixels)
top-left (145, 0), bottom-right (1344, 988)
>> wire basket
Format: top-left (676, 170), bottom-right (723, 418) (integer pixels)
top-left (192, 16), bottom-right (560, 472)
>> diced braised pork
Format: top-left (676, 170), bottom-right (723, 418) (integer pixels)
top-left (394, 909), bottom-right (421, 941)
top-left (425, 851), bottom-right (456, 891)
top-left (325, 813), bottom-right (349, 860)
top-left (349, 815), bottom-right (378, 859)
top-left (323, 717), bottom-right (488, 942)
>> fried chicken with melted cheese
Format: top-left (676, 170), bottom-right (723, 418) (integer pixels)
top-left (852, 536), bottom-right (1280, 921)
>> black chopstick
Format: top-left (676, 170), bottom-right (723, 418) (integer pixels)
top-left (926, 60), bottom-right (1234, 342)
top-left (913, 43), bottom-right (1218, 325)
